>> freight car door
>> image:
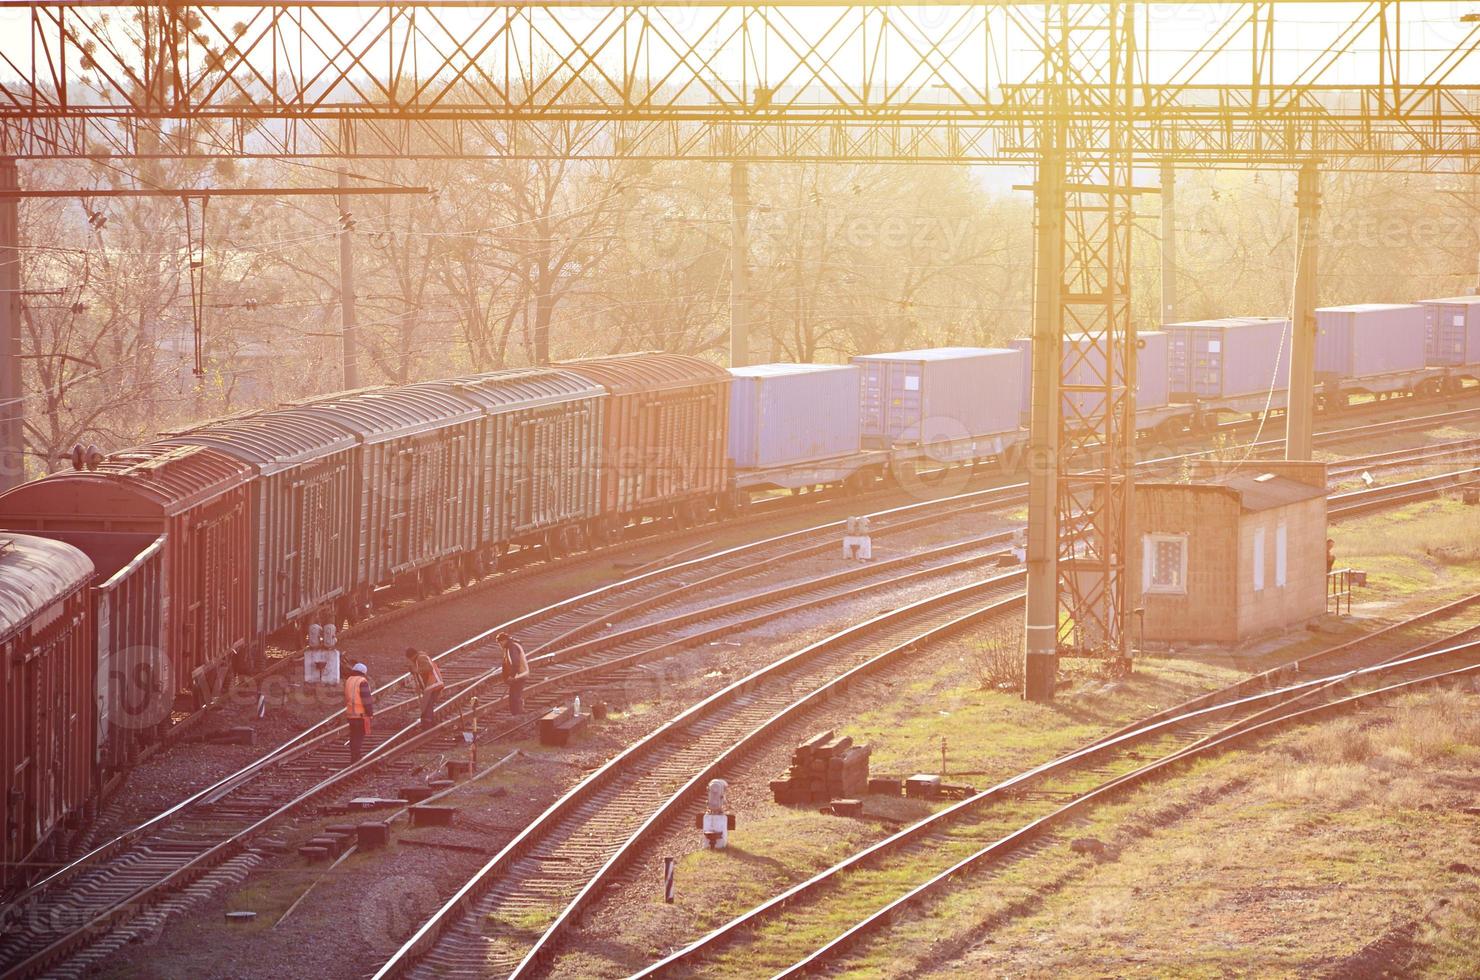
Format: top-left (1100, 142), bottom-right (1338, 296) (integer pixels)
top-left (857, 361), bottom-right (886, 439)
top-left (515, 422), bottom-right (535, 529)
top-left (888, 362), bottom-right (924, 442)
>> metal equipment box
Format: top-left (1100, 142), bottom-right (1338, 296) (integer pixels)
top-left (1164, 316), bottom-right (1291, 400)
top-left (1419, 296), bottom-right (1480, 367)
top-left (851, 347), bottom-right (1023, 448)
top-left (728, 363), bottom-right (861, 470)
top-left (1315, 304), bottom-right (1427, 379)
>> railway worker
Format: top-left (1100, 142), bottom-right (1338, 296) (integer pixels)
top-left (1327, 538), bottom-right (1337, 573)
top-left (344, 662), bottom-right (375, 765)
top-left (404, 646), bottom-right (445, 731)
top-left (497, 632), bottom-right (530, 715)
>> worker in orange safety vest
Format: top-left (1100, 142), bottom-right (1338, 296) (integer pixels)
top-left (344, 662), bottom-right (375, 765)
top-left (404, 646), bottom-right (446, 731)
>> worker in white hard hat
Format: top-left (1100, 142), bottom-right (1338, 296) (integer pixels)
top-left (343, 662), bottom-right (374, 765)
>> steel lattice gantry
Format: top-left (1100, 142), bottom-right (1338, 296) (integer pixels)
top-left (7, 1), bottom-right (1480, 691)
top-left (5, 1), bottom-right (1480, 168)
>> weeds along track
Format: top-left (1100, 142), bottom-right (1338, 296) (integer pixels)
top-left (0, 520), bottom-right (1019, 979)
top-left (638, 600), bottom-right (1480, 979)
top-left (372, 572), bottom-right (1030, 979)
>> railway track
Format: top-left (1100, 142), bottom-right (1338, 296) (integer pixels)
top-left (2, 409), bottom-right (1473, 977)
top-left (0, 513), bottom-right (1021, 978)
top-left (373, 457), bottom-right (1480, 980)
top-left (374, 571), bottom-right (1029, 979)
top-left (634, 599), bottom-right (1480, 979)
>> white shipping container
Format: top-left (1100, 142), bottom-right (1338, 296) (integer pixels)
top-left (851, 347), bottom-right (1024, 448)
top-left (727, 363), bottom-right (862, 470)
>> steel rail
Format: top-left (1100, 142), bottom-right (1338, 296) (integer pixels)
top-left (638, 629), bottom-right (1480, 978)
top-left (771, 651), bottom-right (1480, 978)
top-left (3, 404), bottom-right (1471, 975)
top-left (388, 458), bottom-right (1480, 979)
top-left (373, 570), bottom-right (1029, 978)
top-left (0, 530), bottom-right (1022, 977)
top-left (2, 471), bottom-right (1025, 907)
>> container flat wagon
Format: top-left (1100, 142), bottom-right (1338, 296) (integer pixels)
top-left (291, 387), bottom-right (483, 600)
top-left (162, 410), bottom-right (360, 649)
top-left (1419, 296), bottom-right (1480, 376)
top-left (852, 347), bottom-right (1026, 468)
top-left (728, 363), bottom-right (885, 494)
top-left (1315, 303), bottom-right (1446, 402)
top-left (558, 353), bottom-right (731, 532)
top-left (409, 369), bottom-right (605, 562)
top-left (0, 444), bottom-right (255, 709)
top-left (0, 535), bottom-right (96, 893)
top-left (1163, 316), bottom-right (1293, 422)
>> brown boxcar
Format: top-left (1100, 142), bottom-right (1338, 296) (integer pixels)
top-left (291, 387), bottom-right (482, 598)
top-left (556, 353), bottom-right (731, 532)
top-left (162, 410), bottom-right (360, 647)
top-left (409, 369), bottom-right (606, 561)
top-left (0, 534), bottom-right (96, 892)
top-left (0, 444), bottom-right (255, 708)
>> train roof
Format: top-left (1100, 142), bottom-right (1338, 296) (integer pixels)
top-left (1162, 316), bottom-right (1290, 329)
top-left (1317, 303), bottom-right (1421, 314)
top-left (729, 363), bottom-right (857, 379)
top-left (556, 352), bottom-right (730, 394)
top-left (409, 368), bottom-right (605, 412)
top-left (161, 409), bottom-right (359, 474)
top-left (288, 385), bottom-right (482, 444)
top-left (0, 533), bottom-right (92, 636)
top-left (851, 346), bottom-right (1017, 361)
top-left (0, 444), bottom-right (253, 518)
top-left (1419, 295), bottom-right (1480, 306)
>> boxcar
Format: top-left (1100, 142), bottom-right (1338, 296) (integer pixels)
top-left (0, 534), bottom-right (96, 892)
top-left (291, 386), bottom-right (482, 598)
top-left (557, 353), bottom-right (731, 531)
top-left (409, 369), bottom-right (605, 562)
top-left (0, 444), bottom-right (255, 708)
top-left (852, 347), bottom-right (1024, 463)
top-left (1419, 296), bottom-right (1480, 370)
top-left (163, 410), bottom-right (360, 644)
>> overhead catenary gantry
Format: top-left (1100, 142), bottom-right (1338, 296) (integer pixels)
top-left (5, 0), bottom-right (1480, 693)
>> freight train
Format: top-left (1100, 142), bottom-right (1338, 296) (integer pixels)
top-left (3, 294), bottom-right (1478, 885)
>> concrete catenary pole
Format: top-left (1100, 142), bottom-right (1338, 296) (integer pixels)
top-left (338, 167), bottom-right (360, 390)
top-left (1287, 163), bottom-right (1321, 460)
top-left (1160, 160), bottom-right (1177, 325)
top-left (1024, 144), bottom-right (1065, 702)
top-left (730, 162), bottom-right (751, 368)
top-left (0, 158), bottom-right (22, 490)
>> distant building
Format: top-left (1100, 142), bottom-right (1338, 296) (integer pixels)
top-left (1132, 461), bottom-right (1328, 646)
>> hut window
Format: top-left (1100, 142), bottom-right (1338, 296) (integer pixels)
top-left (1276, 521), bottom-right (1288, 587)
top-left (1143, 534), bottom-right (1187, 595)
top-left (1253, 527), bottom-right (1266, 592)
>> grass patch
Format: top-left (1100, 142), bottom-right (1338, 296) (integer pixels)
top-left (1337, 497), bottom-right (1480, 590)
top-left (830, 686), bottom-right (1480, 978)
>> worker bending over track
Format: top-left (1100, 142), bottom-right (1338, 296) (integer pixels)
top-left (405, 646), bottom-right (445, 731)
top-left (344, 662), bottom-right (375, 764)
top-left (498, 632), bottom-right (530, 715)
